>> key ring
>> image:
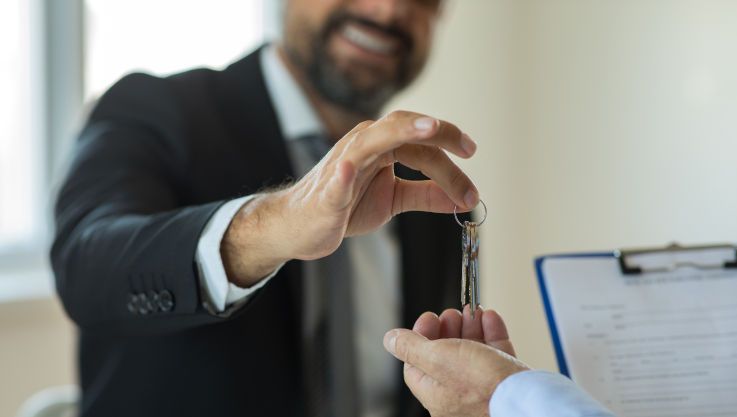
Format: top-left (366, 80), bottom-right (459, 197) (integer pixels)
top-left (454, 199), bottom-right (487, 227)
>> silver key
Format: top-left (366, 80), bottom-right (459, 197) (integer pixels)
top-left (468, 222), bottom-right (480, 318)
top-left (461, 222), bottom-right (468, 306)
top-left (455, 200), bottom-right (487, 320)
top-left (470, 222), bottom-right (480, 318)
top-left (461, 220), bottom-right (480, 318)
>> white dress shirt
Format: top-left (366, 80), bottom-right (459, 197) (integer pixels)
top-left (489, 370), bottom-right (617, 417)
top-left (196, 44), bottom-right (402, 417)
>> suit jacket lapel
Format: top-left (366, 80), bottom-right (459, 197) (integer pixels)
top-left (212, 46), bottom-right (295, 188)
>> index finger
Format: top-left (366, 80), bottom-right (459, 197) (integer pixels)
top-left (342, 111), bottom-right (477, 170)
top-left (413, 312), bottom-right (441, 340)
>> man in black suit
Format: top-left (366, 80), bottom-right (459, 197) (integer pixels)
top-left (52, 0), bottom-right (480, 416)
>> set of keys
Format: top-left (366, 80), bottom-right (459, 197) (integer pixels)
top-left (455, 199), bottom-right (486, 319)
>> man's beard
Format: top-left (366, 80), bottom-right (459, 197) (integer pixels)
top-left (285, 11), bottom-right (415, 117)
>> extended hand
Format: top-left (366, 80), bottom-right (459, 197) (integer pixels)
top-left (383, 306), bottom-right (531, 417)
top-left (223, 111), bottom-right (479, 287)
top-left (282, 111), bottom-right (478, 259)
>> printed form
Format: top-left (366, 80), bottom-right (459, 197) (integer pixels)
top-left (542, 254), bottom-right (737, 417)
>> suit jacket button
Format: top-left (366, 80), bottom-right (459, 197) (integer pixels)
top-left (158, 290), bottom-right (174, 312)
top-left (147, 291), bottom-right (160, 313)
top-left (137, 293), bottom-right (150, 315)
top-left (127, 293), bottom-right (139, 314)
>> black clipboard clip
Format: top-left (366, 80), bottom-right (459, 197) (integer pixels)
top-left (614, 243), bottom-right (737, 275)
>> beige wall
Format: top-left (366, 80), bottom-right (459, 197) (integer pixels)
top-left (3, 1), bottom-right (737, 414)
top-left (0, 298), bottom-right (76, 417)
top-left (389, 0), bottom-right (737, 371)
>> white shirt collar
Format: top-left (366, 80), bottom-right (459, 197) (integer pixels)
top-left (260, 44), bottom-right (325, 141)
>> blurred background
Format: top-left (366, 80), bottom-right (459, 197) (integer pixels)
top-left (2, 0), bottom-right (737, 415)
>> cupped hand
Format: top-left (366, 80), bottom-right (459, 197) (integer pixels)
top-left (280, 111), bottom-right (479, 260)
top-left (413, 306), bottom-right (517, 356)
top-left (383, 306), bottom-right (531, 417)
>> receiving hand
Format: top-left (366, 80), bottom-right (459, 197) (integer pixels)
top-left (383, 306), bottom-right (531, 417)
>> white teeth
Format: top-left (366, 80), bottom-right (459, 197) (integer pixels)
top-left (341, 25), bottom-right (396, 55)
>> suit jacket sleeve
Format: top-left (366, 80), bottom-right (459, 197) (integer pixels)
top-left (52, 72), bottom-right (244, 336)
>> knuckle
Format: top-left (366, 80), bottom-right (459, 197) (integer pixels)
top-left (349, 130), bottom-right (370, 152)
top-left (385, 110), bottom-right (410, 122)
top-left (396, 338), bottom-right (412, 361)
top-left (440, 120), bottom-right (459, 136)
top-left (449, 169), bottom-right (465, 188)
top-left (418, 145), bottom-right (442, 163)
top-left (356, 120), bottom-right (374, 130)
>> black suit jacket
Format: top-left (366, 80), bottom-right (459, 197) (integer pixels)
top-left (52, 47), bottom-right (468, 417)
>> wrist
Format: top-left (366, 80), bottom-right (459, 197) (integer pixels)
top-left (489, 365), bottom-right (532, 401)
top-left (221, 192), bottom-right (295, 287)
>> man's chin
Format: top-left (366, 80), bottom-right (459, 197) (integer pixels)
top-left (328, 60), bottom-right (402, 95)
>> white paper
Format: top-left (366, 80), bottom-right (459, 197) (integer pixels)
top-left (542, 255), bottom-right (737, 417)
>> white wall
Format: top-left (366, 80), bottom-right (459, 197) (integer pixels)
top-left (388, 0), bottom-right (737, 371)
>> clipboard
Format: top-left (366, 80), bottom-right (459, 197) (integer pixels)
top-left (535, 243), bottom-right (737, 417)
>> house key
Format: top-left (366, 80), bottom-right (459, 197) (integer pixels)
top-left (455, 199), bottom-right (487, 319)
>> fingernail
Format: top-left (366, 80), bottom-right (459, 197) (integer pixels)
top-left (385, 330), bottom-right (398, 356)
top-left (464, 189), bottom-right (479, 208)
top-left (461, 133), bottom-right (477, 156)
top-left (414, 117), bottom-right (436, 131)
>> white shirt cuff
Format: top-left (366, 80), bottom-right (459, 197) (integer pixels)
top-left (489, 370), bottom-right (616, 417)
top-left (196, 196), bottom-right (284, 313)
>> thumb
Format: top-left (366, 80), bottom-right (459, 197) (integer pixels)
top-left (383, 329), bottom-right (436, 374)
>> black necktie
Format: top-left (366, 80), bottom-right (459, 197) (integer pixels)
top-left (295, 134), bottom-right (360, 417)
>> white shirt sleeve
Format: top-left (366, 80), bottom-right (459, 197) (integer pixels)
top-left (196, 196), bottom-right (284, 313)
top-left (489, 370), bottom-right (617, 417)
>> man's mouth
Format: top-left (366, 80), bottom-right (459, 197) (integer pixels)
top-left (339, 23), bottom-right (399, 56)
